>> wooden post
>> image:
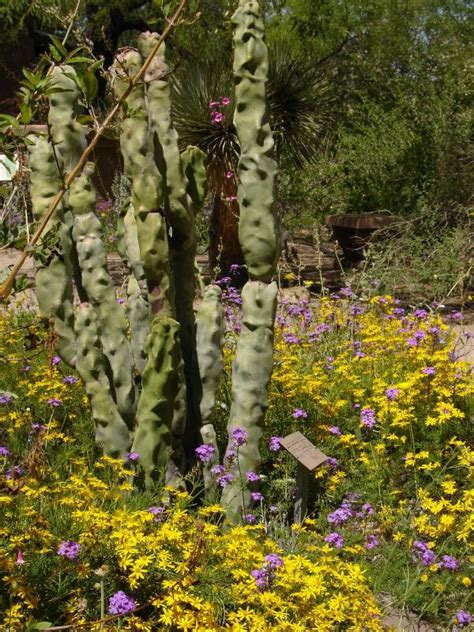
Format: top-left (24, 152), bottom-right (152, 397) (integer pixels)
top-left (279, 431), bottom-right (328, 524)
top-left (294, 461), bottom-right (309, 524)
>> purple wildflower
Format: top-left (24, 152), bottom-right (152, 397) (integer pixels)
top-left (244, 513), bottom-right (256, 524)
top-left (195, 444), bottom-right (216, 463)
top-left (360, 408), bottom-right (376, 429)
top-left (0, 445), bottom-right (10, 457)
top-left (412, 540), bottom-right (436, 566)
top-left (422, 366), bottom-right (436, 376)
top-left (325, 532), bottom-right (344, 549)
top-left (284, 333), bottom-right (301, 345)
top-left (265, 553), bottom-right (284, 569)
top-left (47, 398), bottom-right (62, 407)
top-left (57, 540), bottom-right (81, 560)
top-left (339, 286), bottom-right (354, 298)
top-left (449, 311), bottom-right (463, 321)
top-left (455, 611), bottom-right (472, 626)
top-left (269, 436), bottom-right (282, 452)
top-left (251, 492), bottom-right (264, 502)
top-left (31, 423), bottom-right (47, 433)
top-left (225, 448), bottom-right (237, 460)
top-left (147, 506), bottom-right (166, 521)
top-left (328, 502), bottom-right (353, 525)
top-left (0, 394), bottom-right (13, 405)
top-left (251, 567), bottom-right (270, 589)
top-left (247, 471), bottom-right (260, 482)
top-left (6, 466), bottom-right (23, 480)
top-left (51, 356), bottom-right (61, 366)
top-left (211, 464), bottom-right (225, 476)
top-left (328, 426), bottom-right (341, 436)
top-left (292, 408), bottom-right (308, 419)
top-left (366, 535), bottom-right (379, 549)
top-left (62, 375), bottom-right (78, 385)
top-left (362, 502), bottom-right (374, 515)
top-left (230, 427), bottom-right (248, 446)
top-left (385, 387), bottom-right (400, 401)
top-left (441, 555), bottom-right (458, 571)
top-left (413, 309), bottom-right (428, 319)
top-left (350, 305), bottom-right (365, 316)
top-left (326, 457), bottom-right (338, 469)
top-left (127, 452), bottom-right (139, 462)
top-left (108, 590), bottom-right (136, 615)
top-left (21, 365), bottom-right (31, 372)
top-left (217, 472), bottom-right (234, 487)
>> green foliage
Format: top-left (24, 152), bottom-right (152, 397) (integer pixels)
top-left (353, 204), bottom-right (473, 303)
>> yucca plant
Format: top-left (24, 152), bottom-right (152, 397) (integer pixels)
top-left (171, 43), bottom-right (330, 279)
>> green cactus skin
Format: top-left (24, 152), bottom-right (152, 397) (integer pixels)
top-left (126, 275), bottom-right (150, 375)
top-left (27, 133), bottom-right (77, 367)
top-left (196, 284), bottom-right (225, 495)
top-left (138, 31), bottom-right (208, 466)
top-left (70, 163), bottom-right (137, 428)
top-left (131, 316), bottom-right (182, 488)
top-left (47, 66), bottom-right (89, 303)
top-left (232, 0), bottom-right (279, 283)
top-left (137, 33), bottom-right (194, 247)
top-left (75, 303), bottom-right (132, 458)
top-left (113, 49), bottom-right (174, 318)
top-left (196, 285), bottom-right (225, 424)
top-left (220, 1), bottom-right (279, 520)
top-left (220, 281), bottom-right (277, 518)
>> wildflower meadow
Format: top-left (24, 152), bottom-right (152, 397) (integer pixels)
top-left (0, 290), bottom-right (472, 630)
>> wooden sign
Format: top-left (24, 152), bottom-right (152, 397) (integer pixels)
top-left (280, 432), bottom-right (328, 471)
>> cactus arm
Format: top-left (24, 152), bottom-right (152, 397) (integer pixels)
top-left (221, 281), bottom-right (277, 516)
top-left (232, 0), bottom-right (279, 283)
top-left (75, 303), bottom-right (132, 458)
top-left (196, 284), bottom-right (225, 494)
top-left (113, 48), bottom-right (174, 318)
top-left (182, 146), bottom-right (208, 211)
top-left (131, 316), bottom-right (182, 488)
top-left (70, 163), bottom-right (137, 427)
top-left (137, 33), bottom-right (194, 247)
top-left (221, 1), bottom-right (280, 520)
top-left (138, 33), bottom-right (209, 466)
top-left (47, 66), bottom-right (89, 304)
top-left (27, 133), bottom-right (77, 366)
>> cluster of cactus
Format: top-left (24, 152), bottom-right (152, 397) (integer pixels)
top-left (28, 0), bottom-right (279, 519)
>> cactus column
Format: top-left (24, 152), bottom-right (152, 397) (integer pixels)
top-left (221, 0), bottom-right (280, 519)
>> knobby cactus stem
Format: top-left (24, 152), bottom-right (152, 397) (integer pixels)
top-left (221, 0), bottom-right (280, 521)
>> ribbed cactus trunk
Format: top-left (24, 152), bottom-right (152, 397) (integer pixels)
top-left (220, 0), bottom-right (280, 520)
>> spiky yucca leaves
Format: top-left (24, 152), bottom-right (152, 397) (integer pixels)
top-left (171, 44), bottom-right (329, 278)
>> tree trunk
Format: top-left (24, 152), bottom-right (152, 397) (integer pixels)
top-left (208, 192), bottom-right (247, 286)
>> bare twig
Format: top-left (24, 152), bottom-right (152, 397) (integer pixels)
top-left (0, 0), bottom-right (189, 301)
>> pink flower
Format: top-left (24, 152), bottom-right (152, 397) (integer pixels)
top-left (15, 549), bottom-right (25, 565)
top-left (221, 96), bottom-right (231, 106)
top-left (225, 170), bottom-right (234, 179)
top-left (211, 111), bottom-right (224, 124)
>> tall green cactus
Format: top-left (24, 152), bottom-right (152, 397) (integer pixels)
top-left (28, 3), bottom-right (278, 518)
top-left (220, 0), bottom-right (279, 520)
